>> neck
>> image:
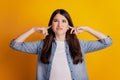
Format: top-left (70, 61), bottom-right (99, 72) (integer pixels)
top-left (55, 34), bottom-right (66, 41)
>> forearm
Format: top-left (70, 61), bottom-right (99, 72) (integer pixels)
top-left (86, 27), bottom-right (107, 39)
top-left (14, 28), bottom-right (35, 42)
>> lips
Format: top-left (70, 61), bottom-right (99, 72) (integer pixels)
top-left (56, 28), bottom-right (63, 30)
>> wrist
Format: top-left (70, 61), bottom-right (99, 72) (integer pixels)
top-left (85, 26), bottom-right (93, 32)
top-left (30, 27), bottom-right (36, 33)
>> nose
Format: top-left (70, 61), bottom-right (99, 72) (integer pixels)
top-left (58, 22), bottom-right (62, 27)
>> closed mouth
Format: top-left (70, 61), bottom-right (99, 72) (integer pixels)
top-left (56, 28), bottom-right (63, 30)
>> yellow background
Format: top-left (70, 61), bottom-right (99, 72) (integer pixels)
top-left (0, 0), bottom-right (120, 80)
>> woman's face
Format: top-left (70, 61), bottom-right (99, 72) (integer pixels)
top-left (51, 13), bottom-right (69, 36)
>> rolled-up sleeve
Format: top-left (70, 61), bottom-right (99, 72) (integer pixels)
top-left (80, 36), bottom-right (112, 53)
top-left (10, 40), bottom-right (43, 54)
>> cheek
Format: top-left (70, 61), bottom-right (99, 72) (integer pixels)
top-left (64, 24), bottom-right (69, 29)
top-left (52, 23), bottom-right (56, 28)
top-left (64, 23), bottom-right (69, 27)
top-left (64, 27), bottom-right (68, 32)
top-left (51, 23), bottom-right (57, 28)
top-left (51, 26), bottom-right (56, 32)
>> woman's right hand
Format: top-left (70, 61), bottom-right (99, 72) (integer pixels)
top-left (14, 26), bottom-right (51, 42)
top-left (33, 26), bottom-right (51, 36)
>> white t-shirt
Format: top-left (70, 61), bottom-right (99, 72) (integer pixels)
top-left (49, 41), bottom-right (72, 80)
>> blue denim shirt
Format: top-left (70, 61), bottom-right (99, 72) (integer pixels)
top-left (10, 36), bottom-right (112, 80)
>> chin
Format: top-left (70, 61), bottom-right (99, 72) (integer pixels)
top-left (55, 32), bottom-right (66, 35)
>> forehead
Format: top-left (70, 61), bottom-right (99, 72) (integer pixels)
top-left (53, 14), bottom-right (67, 20)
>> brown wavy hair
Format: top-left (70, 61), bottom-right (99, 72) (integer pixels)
top-left (40, 9), bottom-right (83, 64)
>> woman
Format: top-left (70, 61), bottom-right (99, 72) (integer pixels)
top-left (10, 9), bottom-right (112, 80)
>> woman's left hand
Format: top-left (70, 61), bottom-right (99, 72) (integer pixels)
top-left (69, 26), bottom-right (89, 34)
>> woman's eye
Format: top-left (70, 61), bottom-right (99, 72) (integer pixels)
top-left (62, 20), bottom-right (66, 23)
top-left (53, 19), bottom-right (57, 22)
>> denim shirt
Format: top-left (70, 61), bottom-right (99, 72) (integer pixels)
top-left (10, 36), bottom-right (112, 80)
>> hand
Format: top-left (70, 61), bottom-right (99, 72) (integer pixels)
top-left (69, 26), bottom-right (89, 34)
top-left (33, 26), bottom-right (51, 35)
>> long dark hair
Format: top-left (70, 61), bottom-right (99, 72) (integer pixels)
top-left (40, 9), bottom-right (83, 64)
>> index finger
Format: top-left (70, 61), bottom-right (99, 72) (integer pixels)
top-left (47, 25), bottom-right (52, 29)
top-left (68, 26), bottom-right (73, 29)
